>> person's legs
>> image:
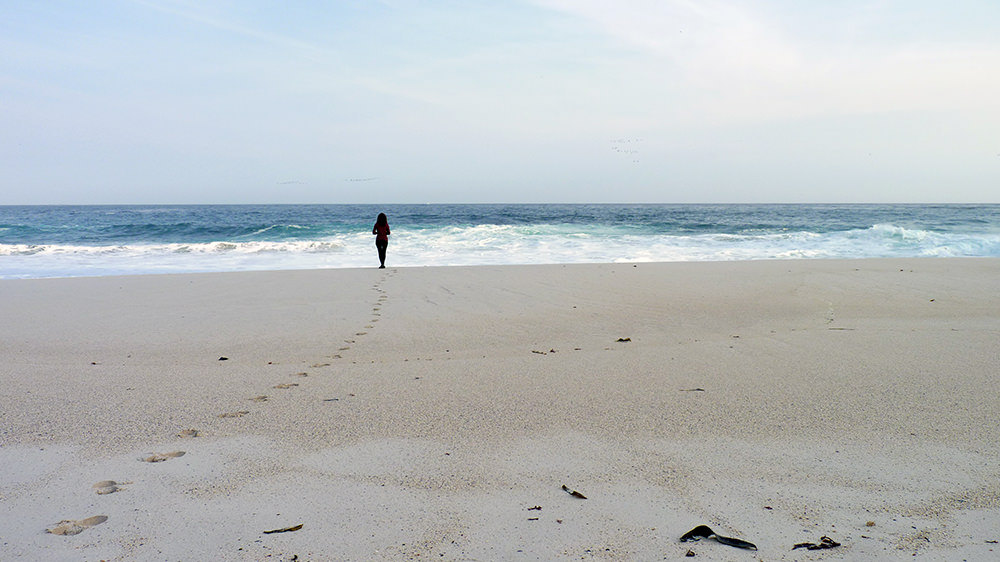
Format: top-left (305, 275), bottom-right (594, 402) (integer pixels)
top-left (376, 240), bottom-right (387, 268)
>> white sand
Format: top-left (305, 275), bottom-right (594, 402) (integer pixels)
top-left (1, 259), bottom-right (998, 561)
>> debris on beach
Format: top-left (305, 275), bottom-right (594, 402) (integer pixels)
top-left (680, 525), bottom-right (757, 551)
top-left (527, 506), bottom-right (542, 511)
top-left (616, 337), bottom-right (631, 342)
top-left (793, 536), bottom-right (841, 550)
top-left (218, 356), bottom-right (229, 361)
top-left (46, 515), bottom-right (108, 535)
top-left (680, 388), bottom-right (706, 392)
top-left (561, 484), bottom-right (587, 499)
top-left (263, 524), bottom-right (303, 534)
top-left (177, 429), bottom-right (199, 438)
top-left (273, 383), bottom-right (299, 389)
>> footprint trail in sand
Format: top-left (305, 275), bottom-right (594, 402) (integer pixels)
top-left (46, 269), bottom-right (397, 544)
top-left (214, 268), bottom-right (394, 421)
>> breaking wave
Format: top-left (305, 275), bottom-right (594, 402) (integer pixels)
top-left (1, 204), bottom-right (998, 278)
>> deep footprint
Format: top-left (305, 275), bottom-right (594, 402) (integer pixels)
top-left (218, 411), bottom-right (249, 418)
top-left (92, 480), bottom-right (131, 495)
top-left (141, 451), bottom-right (186, 463)
top-left (46, 515), bottom-right (108, 535)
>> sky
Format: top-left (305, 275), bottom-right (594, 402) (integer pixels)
top-left (2, 0), bottom-right (999, 204)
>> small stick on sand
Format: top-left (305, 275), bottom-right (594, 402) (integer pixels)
top-left (263, 524), bottom-right (303, 534)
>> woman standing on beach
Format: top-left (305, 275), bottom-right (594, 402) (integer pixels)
top-left (372, 212), bottom-right (390, 268)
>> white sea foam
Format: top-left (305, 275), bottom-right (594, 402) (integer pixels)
top-left (1, 221), bottom-right (998, 279)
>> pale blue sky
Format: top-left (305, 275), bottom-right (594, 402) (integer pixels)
top-left (2, 0), bottom-right (998, 204)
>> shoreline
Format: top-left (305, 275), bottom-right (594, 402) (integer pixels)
top-left (2, 258), bottom-right (998, 560)
top-left (6, 253), bottom-right (1000, 281)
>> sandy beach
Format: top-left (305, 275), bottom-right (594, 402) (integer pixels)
top-left (1, 258), bottom-right (998, 561)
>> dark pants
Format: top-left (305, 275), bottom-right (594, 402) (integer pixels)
top-left (375, 239), bottom-right (388, 267)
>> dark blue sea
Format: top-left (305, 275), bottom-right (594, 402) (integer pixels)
top-left (1, 204), bottom-right (998, 279)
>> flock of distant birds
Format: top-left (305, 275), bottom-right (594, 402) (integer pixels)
top-left (610, 137), bottom-right (642, 163)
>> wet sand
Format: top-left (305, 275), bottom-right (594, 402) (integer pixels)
top-left (1, 259), bottom-right (998, 561)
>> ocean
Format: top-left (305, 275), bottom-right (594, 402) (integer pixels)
top-left (1, 204), bottom-right (998, 279)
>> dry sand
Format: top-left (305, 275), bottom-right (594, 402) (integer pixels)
top-left (1, 259), bottom-right (998, 561)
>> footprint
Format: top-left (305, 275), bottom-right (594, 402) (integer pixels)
top-left (177, 429), bottom-right (199, 438)
top-left (141, 451), bottom-right (185, 463)
top-left (292, 372), bottom-right (310, 377)
top-left (310, 363), bottom-right (330, 368)
top-left (273, 383), bottom-right (298, 389)
top-left (93, 480), bottom-right (131, 495)
top-left (249, 395), bottom-right (269, 402)
top-left (356, 332), bottom-right (367, 336)
top-left (46, 515), bottom-right (108, 535)
top-left (218, 410), bottom-right (250, 418)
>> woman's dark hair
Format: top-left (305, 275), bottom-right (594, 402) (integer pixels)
top-left (376, 212), bottom-right (388, 225)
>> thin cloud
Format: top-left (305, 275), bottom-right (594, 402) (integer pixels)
top-left (533, 0), bottom-right (1000, 124)
top-left (129, 0), bottom-right (325, 56)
